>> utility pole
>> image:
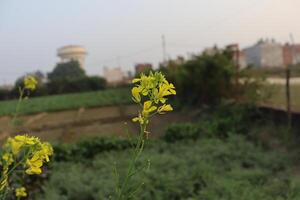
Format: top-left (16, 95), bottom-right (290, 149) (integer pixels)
top-left (286, 33), bottom-right (295, 132)
top-left (162, 35), bottom-right (167, 65)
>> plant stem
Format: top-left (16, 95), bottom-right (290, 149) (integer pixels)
top-left (117, 124), bottom-right (146, 200)
top-left (12, 87), bottom-right (24, 127)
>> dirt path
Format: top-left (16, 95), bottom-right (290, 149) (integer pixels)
top-left (0, 105), bottom-right (194, 143)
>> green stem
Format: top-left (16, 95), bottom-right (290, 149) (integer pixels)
top-left (117, 124), bottom-right (146, 200)
top-left (12, 87), bottom-right (24, 127)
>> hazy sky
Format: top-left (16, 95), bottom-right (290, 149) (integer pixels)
top-left (0, 0), bottom-right (299, 84)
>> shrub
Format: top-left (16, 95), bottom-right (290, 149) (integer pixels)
top-left (162, 52), bottom-right (235, 106)
top-left (53, 137), bottom-right (132, 162)
top-left (36, 136), bottom-right (298, 200)
top-left (163, 123), bottom-right (202, 142)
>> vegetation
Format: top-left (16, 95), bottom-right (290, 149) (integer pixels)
top-left (0, 76), bottom-right (54, 200)
top-left (162, 52), bottom-right (235, 106)
top-left (262, 84), bottom-right (300, 111)
top-left (36, 134), bottom-right (299, 200)
top-left (244, 65), bottom-right (300, 78)
top-left (23, 101), bottom-right (298, 200)
top-left (0, 88), bottom-right (131, 116)
top-left (47, 60), bottom-right (86, 81)
top-left (0, 61), bottom-right (107, 100)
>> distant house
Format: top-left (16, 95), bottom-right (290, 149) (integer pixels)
top-left (283, 43), bottom-right (300, 66)
top-left (226, 44), bottom-right (247, 69)
top-left (103, 67), bottom-right (126, 86)
top-left (0, 84), bottom-right (13, 91)
top-left (243, 39), bottom-right (284, 68)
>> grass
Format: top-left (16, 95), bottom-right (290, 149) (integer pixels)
top-left (262, 84), bottom-right (300, 111)
top-left (35, 135), bottom-right (300, 200)
top-left (0, 88), bottom-right (131, 116)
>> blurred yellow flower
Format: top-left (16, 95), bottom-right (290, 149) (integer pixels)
top-left (142, 101), bottom-right (157, 116)
top-left (2, 153), bottom-right (14, 166)
top-left (15, 187), bottom-right (27, 198)
top-left (132, 87), bottom-right (142, 103)
top-left (25, 155), bottom-right (43, 175)
top-left (24, 76), bottom-right (38, 91)
top-left (158, 104), bottom-right (173, 114)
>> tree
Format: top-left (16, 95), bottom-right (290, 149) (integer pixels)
top-left (163, 52), bottom-right (235, 106)
top-left (48, 60), bottom-right (86, 81)
top-left (12, 71), bottom-right (47, 97)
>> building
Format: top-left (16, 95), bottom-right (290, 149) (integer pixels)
top-left (243, 39), bottom-right (284, 68)
top-left (103, 67), bottom-right (126, 85)
top-left (135, 63), bottom-right (153, 75)
top-left (57, 45), bottom-right (87, 69)
top-left (226, 44), bottom-right (247, 69)
top-left (283, 43), bottom-right (300, 66)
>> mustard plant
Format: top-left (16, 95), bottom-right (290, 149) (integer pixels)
top-left (12, 75), bottom-right (38, 126)
top-left (115, 71), bottom-right (176, 200)
top-left (0, 76), bottom-right (53, 200)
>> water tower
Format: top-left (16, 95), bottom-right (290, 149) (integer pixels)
top-left (57, 45), bottom-right (87, 69)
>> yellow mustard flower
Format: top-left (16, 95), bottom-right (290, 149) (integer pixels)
top-left (2, 153), bottom-right (14, 166)
top-left (131, 87), bottom-right (142, 103)
top-left (15, 187), bottom-right (27, 198)
top-left (158, 104), bottom-right (173, 114)
top-left (7, 138), bottom-right (24, 155)
top-left (24, 76), bottom-right (38, 91)
top-left (36, 142), bottom-right (53, 162)
top-left (131, 71), bottom-right (176, 127)
top-left (142, 101), bottom-right (157, 116)
top-left (132, 114), bottom-right (146, 125)
top-left (15, 135), bottom-right (40, 145)
top-left (25, 155), bottom-right (43, 175)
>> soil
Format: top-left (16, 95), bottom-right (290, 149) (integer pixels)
top-left (0, 105), bottom-right (194, 143)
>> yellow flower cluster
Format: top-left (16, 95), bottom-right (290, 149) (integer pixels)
top-left (0, 135), bottom-right (53, 195)
top-left (24, 75), bottom-right (38, 91)
top-left (15, 187), bottom-right (27, 198)
top-left (131, 71), bottom-right (176, 126)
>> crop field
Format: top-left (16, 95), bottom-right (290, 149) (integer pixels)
top-left (262, 84), bottom-right (300, 111)
top-left (0, 88), bottom-right (131, 116)
top-left (36, 134), bottom-right (300, 200)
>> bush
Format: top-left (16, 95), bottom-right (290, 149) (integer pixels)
top-left (162, 52), bottom-right (235, 106)
top-left (163, 123), bottom-right (202, 142)
top-left (53, 137), bottom-right (132, 162)
top-left (46, 76), bottom-right (106, 95)
top-left (36, 136), bottom-right (297, 200)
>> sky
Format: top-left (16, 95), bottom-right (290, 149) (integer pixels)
top-left (0, 0), bottom-right (299, 85)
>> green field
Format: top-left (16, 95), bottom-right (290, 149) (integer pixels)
top-left (262, 84), bottom-right (300, 111)
top-left (36, 135), bottom-right (299, 200)
top-left (0, 88), bottom-right (131, 116)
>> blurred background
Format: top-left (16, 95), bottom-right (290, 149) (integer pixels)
top-left (1, 0), bottom-right (300, 199)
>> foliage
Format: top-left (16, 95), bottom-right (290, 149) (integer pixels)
top-left (164, 104), bottom-right (263, 141)
top-left (11, 71), bottom-right (46, 98)
top-left (0, 88), bottom-right (131, 116)
top-left (0, 76), bottom-right (53, 200)
top-left (162, 52), bottom-right (234, 106)
top-left (47, 60), bottom-right (86, 81)
top-left (163, 123), bottom-right (202, 142)
top-left (53, 137), bottom-right (133, 162)
top-left (0, 135), bottom-right (53, 199)
top-left (46, 76), bottom-right (106, 95)
top-left (36, 135), bottom-right (299, 200)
